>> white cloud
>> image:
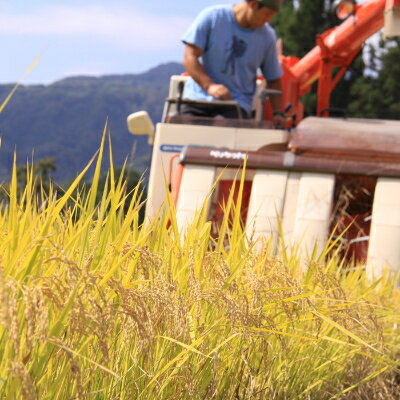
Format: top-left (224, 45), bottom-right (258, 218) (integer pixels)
top-left (0, 5), bottom-right (191, 51)
top-left (58, 64), bottom-right (106, 78)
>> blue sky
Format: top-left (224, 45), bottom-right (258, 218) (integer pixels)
top-left (0, 0), bottom-right (238, 84)
top-left (0, 0), bottom-right (376, 85)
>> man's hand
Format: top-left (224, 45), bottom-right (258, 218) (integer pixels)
top-left (207, 83), bottom-right (232, 100)
top-left (183, 44), bottom-right (232, 101)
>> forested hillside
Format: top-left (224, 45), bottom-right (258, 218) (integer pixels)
top-left (0, 62), bottom-right (185, 182)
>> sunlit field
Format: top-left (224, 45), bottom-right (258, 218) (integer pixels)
top-left (1, 132), bottom-right (400, 400)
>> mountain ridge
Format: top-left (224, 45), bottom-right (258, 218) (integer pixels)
top-left (0, 62), bottom-right (185, 182)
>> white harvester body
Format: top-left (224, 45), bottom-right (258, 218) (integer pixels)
top-left (127, 73), bottom-right (400, 281)
top-left (146, 122), bottom-right (287, 222)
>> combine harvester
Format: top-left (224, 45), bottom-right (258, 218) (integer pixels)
top-left (127, 0), bottom-right (400, 279)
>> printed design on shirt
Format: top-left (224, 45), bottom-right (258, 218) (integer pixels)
top-left (222, 35), bottom-right (247, 75)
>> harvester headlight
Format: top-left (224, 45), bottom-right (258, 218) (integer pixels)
top-left (127, 111), bottom-right (155, 145)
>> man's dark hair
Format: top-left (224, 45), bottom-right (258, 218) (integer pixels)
top-left (246, 0), bottom-right (281, 11)
top-left (246, 0), bottom-right (265, 9)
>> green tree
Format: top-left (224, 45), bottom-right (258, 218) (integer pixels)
top-left (274, 0), bottom-right (337, 58)
top-left (274, 1), bottom-right (400, 120)
top-left (348, 39), bottom-right (400, 120)
top-left (16, 157), bottom-right (56, 193)
top-left (273, 0), bottom-right (358, 116)
top-left (0, 157), bottom-right (57, 205)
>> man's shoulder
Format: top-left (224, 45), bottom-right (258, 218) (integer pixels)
top-left (260, 23), bottom-right (278, 40)
top-left (252, 23), bottom-right (278, 46)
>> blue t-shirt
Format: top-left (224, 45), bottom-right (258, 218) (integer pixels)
top-left (182, 5), bottom-right (283, 112)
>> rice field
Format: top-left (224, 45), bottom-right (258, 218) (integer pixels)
top-left (1, 132), bottom-right (400, 399)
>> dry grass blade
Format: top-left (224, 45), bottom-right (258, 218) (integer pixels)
top-left (48, 338), bottom-right (121, 379)
top-left (0, 55), bottom-right (41, 113)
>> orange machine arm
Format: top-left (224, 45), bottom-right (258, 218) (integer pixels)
top-left (279, 0), bottom-right (400, 121)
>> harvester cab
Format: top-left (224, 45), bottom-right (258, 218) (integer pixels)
top-left (127, 0), bottom-right (400, 280)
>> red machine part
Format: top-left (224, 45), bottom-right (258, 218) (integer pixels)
top-left (209, 180), bottom-right (253, 230)
top-left (332, 175), bottom-right (376, 264)
top-left (171, 157), bottom-right (184, 210)
top-left (172, 168), bottom-right (374, 264)
top-left (278, 0), bottom-right (398, 121)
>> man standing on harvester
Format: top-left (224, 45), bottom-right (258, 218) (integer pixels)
top-left (181, 0), bottom-right (285, 127)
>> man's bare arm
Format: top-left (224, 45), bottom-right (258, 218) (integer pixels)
top-left (183, 44), bottom-right (232, 100)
